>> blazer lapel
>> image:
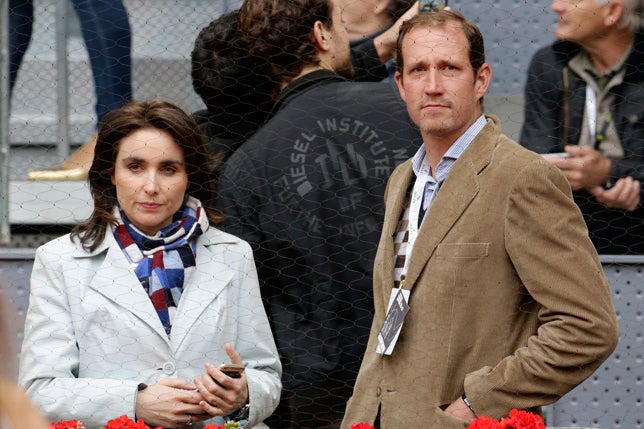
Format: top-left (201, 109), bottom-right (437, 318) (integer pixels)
top-left (86, 234), bottom-right (171, 344)
top-left (403, 116), bottom-right (499, 290)
top-left (170, 233), bottom-right (233, 353)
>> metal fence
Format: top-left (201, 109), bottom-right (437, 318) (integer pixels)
top-left (1, 252), bottom-right (642, 428)
top-left (0, 1), bottom-right (642, 427)
top-left (1, 0), bottom-right (556, 245)
top-left (1, 0), bottom-right (245, 244)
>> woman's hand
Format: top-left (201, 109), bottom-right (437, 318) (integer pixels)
top-left (135, 378), bottom-right (210, 428)
top-left (194, 343), bottom-right (249, 417)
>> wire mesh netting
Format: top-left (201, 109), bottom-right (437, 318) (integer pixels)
top-left (1, 0), bottom-right (643, 428)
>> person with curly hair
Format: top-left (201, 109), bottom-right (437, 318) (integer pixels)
top-left (217, 1), bottom-right (421, 427)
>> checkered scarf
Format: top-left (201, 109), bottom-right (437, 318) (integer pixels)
top-left (112, 196), bottom-right (209, 335)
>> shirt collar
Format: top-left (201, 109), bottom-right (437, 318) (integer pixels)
top-left (575, 41), bottom-right (633, 88)
top-left (411, 114), bottom-right (487, 182)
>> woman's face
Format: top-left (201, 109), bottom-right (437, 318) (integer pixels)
top-left (111, 128), bottom-right (189, 235)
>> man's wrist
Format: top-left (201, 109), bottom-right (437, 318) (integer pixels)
top-left (602, 157), bottom-right (612, 188)
top-left (461, 393), bottom-right (476, 415)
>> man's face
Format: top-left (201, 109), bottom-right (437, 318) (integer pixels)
top-left (329, 3), bottom-right (356, 79)
top-left (394, 23), bottom-right (490, 141)
top-left (551, 0), bottom-right (611, 44)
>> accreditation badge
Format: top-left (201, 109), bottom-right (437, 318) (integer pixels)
top-left (376, 287), bottom-right (410, 355)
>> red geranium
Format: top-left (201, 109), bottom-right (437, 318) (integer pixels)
top-left (350, 423), bottom-right (376, 429)
top-left (49, 421), bottom-right (86, 429)
top-left (467, 409), bottom-right (546, 429)
top-left (51, 416), bottom-right (241, 429)
top-left (99, 415), bottom-right (162, 429)
top-left (500, 409), bottom-right (546, 429)
top-left (467, 415), bottom-right (502, 429)
top-left (203, 422), bottom-right (241, 429)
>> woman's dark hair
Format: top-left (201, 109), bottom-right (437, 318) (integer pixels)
top-left (71, 100), bottom-right (223, 252)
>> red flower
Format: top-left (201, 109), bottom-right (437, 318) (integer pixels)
top-left (466, 415), bottom-right (502, 429)
top-left (350, 423), bottom-right (376, 429)
top-left (467, 409), bottom-right (546, 429)
top-left (49, 421), bottom-right (85, 429)
top-left (500, 409), bottom-right (546, 429)
top-left (100, 415), bottom-right (162, 429)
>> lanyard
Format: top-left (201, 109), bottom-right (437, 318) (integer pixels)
top-left (586, 85), bottom-right (597, 144)
top-left (403, 173), bottom-right (442, 277)
top-left (585, 85), bottom-right (613, 150)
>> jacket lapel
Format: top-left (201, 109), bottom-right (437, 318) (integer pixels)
top-left (403, 116), bottom-right (499, 291)
top-left (378, 161), bottom-right (415, 300)
top-left (169, 230), bottom-right (234, 352)
top-left (83, 233), bottom-right (171, 344)
top-left (79, 229), bottom-right (239, 350)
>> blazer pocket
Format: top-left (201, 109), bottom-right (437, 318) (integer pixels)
top-left (435, 242), bottom-right (489, 259)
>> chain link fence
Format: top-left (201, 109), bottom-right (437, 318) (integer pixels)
top-left (1, 0), bottom-right (642, 428)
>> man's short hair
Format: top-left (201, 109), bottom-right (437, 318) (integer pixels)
top-left (191, 10), bottom-right (275, 124)
top-left (239, 0), bottom-right (334, 85)
top-left (601, 0), bottom-right (644, 33)
top-left (395, 10), bottom-right (486, 77)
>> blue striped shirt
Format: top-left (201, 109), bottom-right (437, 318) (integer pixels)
top-left (411, 115), bottom-right (488, 212)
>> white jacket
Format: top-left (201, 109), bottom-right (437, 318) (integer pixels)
top-left (18, 227), bottom-right (281, 429)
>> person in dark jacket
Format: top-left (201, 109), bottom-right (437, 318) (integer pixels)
top-left (189, 4), bottom-right (415, 174)
top-left (217, 0), bottom-right (420, 428)
top-left (191, 10), bottom-right (278, 170)
top-left (520, 0), bottom-right (644, 254)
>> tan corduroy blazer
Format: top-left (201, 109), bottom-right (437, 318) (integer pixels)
top-left (341, 115), bottom-right (618, 429)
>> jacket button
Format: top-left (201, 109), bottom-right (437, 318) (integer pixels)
top-left (376, 386), bottom-right (382, 396)
top-left (162, 362), bottom-right (176, 375)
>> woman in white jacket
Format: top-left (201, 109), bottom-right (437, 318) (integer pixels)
top-left (18, 100), bottom-right (281, 429)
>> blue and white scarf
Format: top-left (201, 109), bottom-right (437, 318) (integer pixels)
top-left (112, 196), bottom-right (209, 334)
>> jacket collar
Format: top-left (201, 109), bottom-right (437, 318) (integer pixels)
top-left (270, 69), bottom-right (347, 118)
top-left (71, 226), bottom-right (236, 258)
top-left (392, 115), bottom-right (500, 291)
top-left (69, 227), bottom-right (237, 348)
top-left (552, 30), bottom-right (644, 82)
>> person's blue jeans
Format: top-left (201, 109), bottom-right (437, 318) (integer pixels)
top-left (9, 0), bottom-right (132, 124)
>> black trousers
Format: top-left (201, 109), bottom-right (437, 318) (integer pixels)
top-left (264, 376), bottom-right (355, 429)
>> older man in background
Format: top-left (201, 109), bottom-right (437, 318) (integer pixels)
top-left (520, 0), bottom-right (644, 254)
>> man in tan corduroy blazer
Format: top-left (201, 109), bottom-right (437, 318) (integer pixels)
top-left (341, 10), bottom-right (619, 429)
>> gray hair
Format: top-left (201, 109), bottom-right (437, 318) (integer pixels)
top-left (596, 0), bottom-right (644, 32)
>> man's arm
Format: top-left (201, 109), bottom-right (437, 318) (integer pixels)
top-left (350, 2), bottom-right (419, 82)
top-left (589, 176), bottom-right (641, 211)
top-left (464, 159), bottom-right (618, 417)
top-left (519, 48), bottom-right (566, 154)
top-left (372, 2), bottom-right (419, 65)
top-left (217, 150), bottom-right (263, 250)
